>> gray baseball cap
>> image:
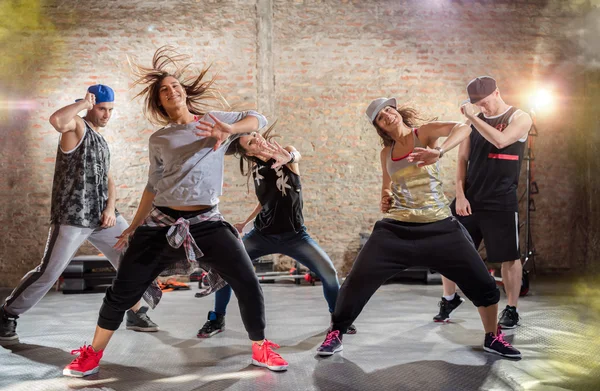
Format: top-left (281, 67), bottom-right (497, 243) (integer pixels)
top-left (366, 97), bottom-right (397, 124)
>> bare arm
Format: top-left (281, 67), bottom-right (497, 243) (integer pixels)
top-left (418, 121), bottom-right (472, 152)
top-left (106, 171), bottom-right (116, 212)
top-left (455, 137), bottom-right (470, 200)
top-left (280, 145), bottom-right (301, 175)
top-left (129, 188), bottom-right (156, 229)
top-left (113, 188), bottom-right (156, 250)
top-left (49, 92), bottom-right (95, 151)
top-left (380, 147), bottom-right (393, 213)
top-left (234, 203), bottom-right (262, 233)
top-left (195, 110), bottom-right (268, 150)
top-left (408, 121), bottom-right (471, 166)
top-left (466, 109), bottom-right (532, 149)
top-left (244, 202), bottom-right (263, 225)
top-left (100, 171), bottom-right (118, 228)
top-left (454, 136), bottom-right (473, 216)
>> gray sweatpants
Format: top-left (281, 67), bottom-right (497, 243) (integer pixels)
top-left (4, 216), bottom-right (129, 316)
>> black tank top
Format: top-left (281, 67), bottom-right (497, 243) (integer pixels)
top-left (252, 158), bottom-right (304, 234)
top-left (462, 106), bottom-right (526, 212)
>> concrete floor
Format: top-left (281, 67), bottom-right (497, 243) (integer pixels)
top-left (0, 279), bottom-right (597, 391)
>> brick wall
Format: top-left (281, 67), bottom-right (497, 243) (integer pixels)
top-left (0, 0), bottom-right (590, 287)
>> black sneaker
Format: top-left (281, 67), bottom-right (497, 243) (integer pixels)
top-left (433, 294), bottom-right (464, 322)
top-left (484, 327), bottom-right (521, 358)
top-left (197, 311), bottom-right (225, 338)
top-left (498, 305), bottom-right (520, 329)
top-left (0, 305), bottom-right (19, 344)
top-left (317, 330), bottom-right (343, 356)
top-left (126, 306), bottom-right (159, 332)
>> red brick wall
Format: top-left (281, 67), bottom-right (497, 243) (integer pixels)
top-left (0, 0), bottom-right (588, 286)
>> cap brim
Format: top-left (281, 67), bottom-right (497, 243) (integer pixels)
top-left (369, 98), bottom-right (397, 123)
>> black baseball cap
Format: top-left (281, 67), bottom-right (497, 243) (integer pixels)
top-left (467, 76), bottom-right (497, 103)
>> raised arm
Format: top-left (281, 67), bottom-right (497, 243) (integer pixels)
top-left (408, 121), bottom-right (472, 167)
top-left (463, 105), bottom-right (532, 149)
top-left (268, 143), bottom-right (301, 175)
top-left (195, 110), bottom-right (268, 150)
top-left (49, 92), bottom-right (95, 151)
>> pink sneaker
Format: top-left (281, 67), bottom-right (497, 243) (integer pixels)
top-left (251, 340), bottom-right (288, 371)
top-left (63, 345), bottom-right (103, 377)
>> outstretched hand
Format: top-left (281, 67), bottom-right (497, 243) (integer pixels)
top-left (269, 141), bottom-right (292, 169)
top-left (407, 147), bottom-right (441, 167)
top-left (195, 113), bottom-right (234, 150)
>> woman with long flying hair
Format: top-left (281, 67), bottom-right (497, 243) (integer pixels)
top-left (316, 98), bottom-right (521, 359)
top-left (63, 47), bottom-right (288, 377)
top-left (197, 125), bottom-right (356, 338)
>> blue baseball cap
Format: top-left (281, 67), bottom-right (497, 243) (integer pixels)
top-left (75, 84), bottom-right (115, 104)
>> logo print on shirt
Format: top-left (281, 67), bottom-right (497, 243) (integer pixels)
top-left (496, 123), bottom-right (507, 132)
top-left (275, 166), bottom-right (291, 196)
top-left (253, 165), bottom-right (265, 186)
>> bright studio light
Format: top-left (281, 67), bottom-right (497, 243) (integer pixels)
top-left (529, 88), bottom-right (554, 112)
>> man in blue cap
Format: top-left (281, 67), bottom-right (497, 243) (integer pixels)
top-left (0, 85), bottom-right (159, 345)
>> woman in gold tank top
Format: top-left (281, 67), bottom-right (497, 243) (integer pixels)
top-left (316, 98), bottom-right (521, 360)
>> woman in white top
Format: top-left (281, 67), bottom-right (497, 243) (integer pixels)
top-left (63, 47), bottom-right (288, 378)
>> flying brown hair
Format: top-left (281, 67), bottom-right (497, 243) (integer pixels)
top-left (129, 46), bottom-right (228, 126)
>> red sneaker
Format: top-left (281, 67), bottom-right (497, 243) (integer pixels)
top-left (251, 340), bottom-right (288, 371)
top-left (63, 345), bottom-right (103, 377)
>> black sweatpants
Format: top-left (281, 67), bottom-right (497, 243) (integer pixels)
top-left (98, 208), bottom-right (265, 341)
top-left (332, 217), bottom-right (499, 333)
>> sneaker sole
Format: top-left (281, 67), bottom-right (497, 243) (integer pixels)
top-left (197, 328), bottom-right (224, 338)
top-left (483, 346), bottom-right (522, 359)
top-left (498, 323), bottom-right (519, 329)
top-left (126, 326), bottom-right (159, 332)
top-left (63, 366), bottom-right (99, 377)
top-left (317, 345), bottom-right (343, 356)
top-left (0, 335), bottom-right (19, 344)
top-left (251, 359), bottom-right (288, 371)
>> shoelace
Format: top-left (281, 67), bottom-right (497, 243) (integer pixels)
top-left (322, 330), bottom-right (340, 347)
top-left (70, 345), bottom-right (91, 363)
top-left (262, 340), bottom-right (284, 360)
top-left (492, 332), bottom-right (512, 348)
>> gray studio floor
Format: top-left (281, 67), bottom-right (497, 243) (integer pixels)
top-left (0, 279), bottom-right (597, 391)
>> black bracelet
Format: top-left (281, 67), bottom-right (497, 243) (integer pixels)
top-left (288, 151), bottom-right (296, 164)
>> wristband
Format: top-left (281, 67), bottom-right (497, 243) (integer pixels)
top-left (288, 151), bottom-right (297, 164)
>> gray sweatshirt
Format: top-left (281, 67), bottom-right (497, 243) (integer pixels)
top-left (146, 110), bottom-right (267, 206)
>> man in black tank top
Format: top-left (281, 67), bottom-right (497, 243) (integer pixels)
top-left (0, 85), bottom-right (158, 345)
top-left (434, 77), bottom-right (533, 329)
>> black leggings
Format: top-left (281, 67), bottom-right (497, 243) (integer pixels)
top-left (98, 208), bottom-right (265, 340)
top-left (332, 217), bottom-right (499, 333)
